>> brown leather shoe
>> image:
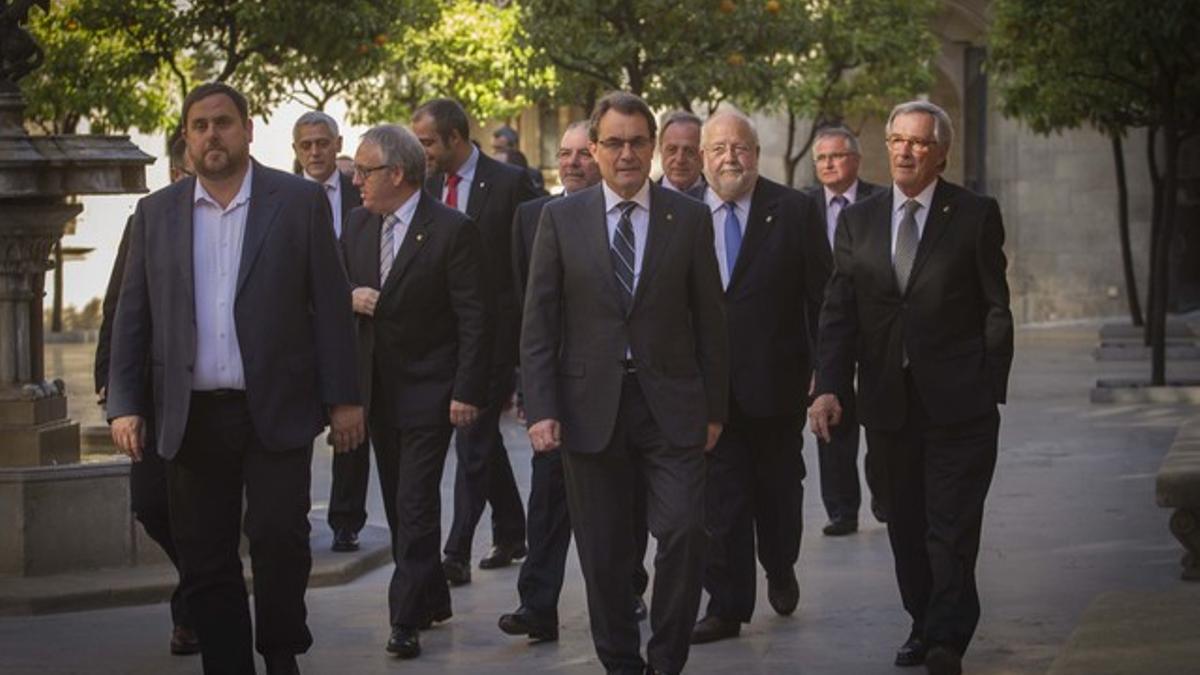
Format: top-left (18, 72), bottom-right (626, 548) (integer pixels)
top-left (170, 625), bottom-right (200, 655)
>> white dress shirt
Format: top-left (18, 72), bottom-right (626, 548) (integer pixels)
top-left (441, 145), bottom-right (480, 213)
top-left (703, 186), bottom-right (753, 289)
top-left (663, 175), bottom-right (704, 195)
top-left (192, 164), bottom-right (253, 391)
top-left (305, 169), bottom-right (343, 238)
top-left (823, 180), bottom-right (861, 249)
top-left (602, 179), bottom-right (651, 292)
top-left (890, 178), bottom-right (938, 259)
top-left (384, 190), bottom-right (422, 261)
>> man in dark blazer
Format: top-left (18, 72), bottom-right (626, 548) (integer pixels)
top-left (810, 100), bottom-right (1013, 675)
top-left (94, 135), bottom-right (199, 657)
top-left (803, 125), bottom-right (887, 537)
top-left (412, 98), bottom-right (539, 583)
top-left (500, 121), bottom-right (649, 641)
top-left (342, 124), bottom-right (491, 660)
top-left (292, 110), bottom-right (368, 553)
top-left (522, 91), bottom-right (728, 675)
top-left (107, 82), bottom-right (364, 675)
top-left (688, 111), bottom-right (827, 644)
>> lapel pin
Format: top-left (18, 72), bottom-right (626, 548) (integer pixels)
top-left (766, 215), bottom-right (774, 223)
top-left (942, 205), bottom-right (950, 213)
top-left (667, 213), bottom-right (673, 221)
top-left (416, 232), bottom-right (425, 242)
top-left (479, 181), bottom-right (486, 188)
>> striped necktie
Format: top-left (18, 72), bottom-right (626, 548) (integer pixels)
top-left (379, 213), bottom-right (399, 284)
top-left (611, 201), bottom-right (637, 313)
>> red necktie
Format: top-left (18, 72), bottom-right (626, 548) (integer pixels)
top-left (445, 173), bottom-right (462, 210)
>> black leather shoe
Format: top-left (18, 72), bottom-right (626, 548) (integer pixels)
top-left (443, 556), bottom-right (471, 586)
top-left (767, 569), bottom-right (799, 616)
top-left (822, 519), bottom-right (859, 536)
top-left (871, 498), bottom-right (889, 524)
top-left (263, 652), bottom-right (299, 675)
top-left (925, 646), bottom-right (962, 675)
top-left (331, 528), bottom-right (359, 552)
top-left (690, 615), bottom-right (741, 644)
top-left (386, 626), bottom-right (421, 659)
top-left (479, 542), bottom-right (528, 569)
top-left (498, 606), bottom-right (559, 641)
top-left (418, 603), bottom-right (453, 630)
top-left (633, 595), bottom-right (648, 621)
top-left (895, 632), bottom-right (928, 667)
top-left (169, 625), bottom-right (200, 655)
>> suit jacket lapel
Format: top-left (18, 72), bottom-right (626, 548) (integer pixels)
top-left (237, 162), bottom-right (282, 297)
top-left (170, 177), bottom-right (196, 308)
top-left (632, 184), bottom-right (677, 312)
top-left (872, 191), bottom-right (901, 296)
top-left (360, 211), bottom-right (383, 288)
top-left (583, 187), bottom-right (625, 312)
top-left (905, 180), bottom-right (954, 294)
top-left (728, 179), bottom-right (776, 290)
top-left (465, 157), bottom-right (493, 223)
top-left (381, 195), bottom-right (433, 294)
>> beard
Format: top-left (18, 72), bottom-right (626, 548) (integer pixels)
top-left (192, 142), bottom-right (249, 181)
top-left (709, 167), bottom-right (756, 199)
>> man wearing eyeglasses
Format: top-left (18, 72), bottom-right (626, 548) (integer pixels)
top-left (689, 110), bottom-right (828, 645)
top-left (657, 111), bottom-right (707, 200)
top-left (342, 124), bottom-right (491, 660)
top-left (521, 91), bottom-right (728, 675)
top-left (804, 126), bottom-right (887, 539)
top-left (291, 111), bottom-right (370, 555)
top-left (809, 101), bottom-right (1013, 675)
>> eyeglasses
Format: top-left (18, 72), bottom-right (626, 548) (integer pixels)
top-left (596, 136), bottom-right (654, 153)
top-left (704, 143), bottom-right (754, 157)
top-left (814, 151), bottom-right (857, 163)
top-left (353, 164), bottom-right (392, 180)
top-left (885, 135), bottom-right (937, 153)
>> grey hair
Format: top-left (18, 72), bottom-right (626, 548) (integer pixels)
top-left (659, 110), bottom-right (702, 144)
top-left (564, 119), bottom-right (590, 136)
top-left (886, 100), bottom-right (954, 153)
top-left (293, 110), bottom-right (340, 138)
top-left (360, 124), bottom-right (426, 186)
top-left (811, 125), bottom-right (860, 159)
top-left (700, 109), bottom-right (760, 148)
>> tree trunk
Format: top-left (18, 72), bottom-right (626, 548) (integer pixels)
top-left (783, 110), bottom-right (800, 187)
top-left (1145, 126), bottom-right (1163, 346)
top-left (1110, 132), bottom-right (1143, 326)
top-left (1150, 123), bottom-right (1181, 386)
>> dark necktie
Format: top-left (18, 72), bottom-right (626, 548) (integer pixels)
top-left (827, 194), bottom-right (847, 249)
top-left (893, 199), bottom-right (921, 293)
top-left (445, 173), bottom-right (462, 210)
top-left (611, 201), bottom-right (637, 313)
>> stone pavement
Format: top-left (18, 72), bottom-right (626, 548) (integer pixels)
top-left (1, 321), bottom-right (1198, 674)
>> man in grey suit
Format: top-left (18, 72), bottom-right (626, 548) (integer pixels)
top-left (108, 82), bottom-right (364, 675)
top-left (804, 125), bottom-right (887, 537)
top-left (521, 91), bottom-right (728, 675)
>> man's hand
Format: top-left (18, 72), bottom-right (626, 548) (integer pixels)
top-left (528, 419), bottom-right (561, 452)
top-left (351, 287), bottom-right (380, 316)
top-left (704, 422), bottom-right (723, 452)
top-left (449, 400), bottom-right (480, 428)
top-left (98, 385), bottom-right (107, 406)
top-left (808, 393), bottom-right (843, 443)
top-left (328, 404), bottom-right (365, 453)
top-left (111, 415), bottom-right (146, 462)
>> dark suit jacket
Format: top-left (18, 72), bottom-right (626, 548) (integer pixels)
top-left (341, 192), bottom-right (491, 428)
top-left (106, 161), bottom-right (360, 459)
top-left (426, 150), bottom-right (538, 368)
top-left (95, 216), bottom-right (133, 395)
top-left (815, 179), bottom-right (1014, 431)
top-left (339, 172), bottom-right (362, 222)
top-left (521, 182), bottom-right (729, 454)
top-left (512, 193), bottom-right (558, 312)
top-left (803, 179), bottom-right (883, 279)
top-left (723, 177), bottom-right (828, 417)
top-left (657, 175), bottom-right (707, 201)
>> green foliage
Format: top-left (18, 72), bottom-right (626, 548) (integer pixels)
top-left (20, 0), bottom-right (176, 134)
top-left (346, 0), bottom-right (550, 124)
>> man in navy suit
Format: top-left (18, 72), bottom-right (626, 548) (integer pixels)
top-left (108, 82), bottom-right (364, 675)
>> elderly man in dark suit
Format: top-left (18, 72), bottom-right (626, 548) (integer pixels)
top-left (810, 100), bottom-right (1013, 675)
top-left (291, 110), bottom-right (369, 553)
top-left (522, 91), bottom-right (728, 675)
top-left (107, 82), bottom-right (364, 675)
top-left (689, 111), bottom-right (828, 645)
top-left (804, 125), bottom-right (887, 537)
top-left (342, 124), bottom-right (492, 660)
top-left (657, 110), bottom-right (707, 200)
top-left (412, 99), bottom-right (539, 584)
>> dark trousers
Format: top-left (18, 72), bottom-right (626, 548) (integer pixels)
top-left (866, 374), bottom-right (999, 656)
top-left (562, 375), bottom-right (706, 675)
top-left (373, 419), bottom-right (455, 628)
top-left (817, 397), bottom-right (888, 522)
top-left (167, 393), bottom-right (314, 675)
top-left (327, 437), bottom-right (371, 533)
top-left (517, 448), bottom-right (649, 618)
top-left (130, 431), bottom-right (192, 629)
top-left (702, 403), bottom-right (805, 623)
top-left (445, 366), bottom-right (526, 561)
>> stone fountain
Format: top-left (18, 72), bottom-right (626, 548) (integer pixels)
top-left (0, 0), bottom-right (153, 578)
